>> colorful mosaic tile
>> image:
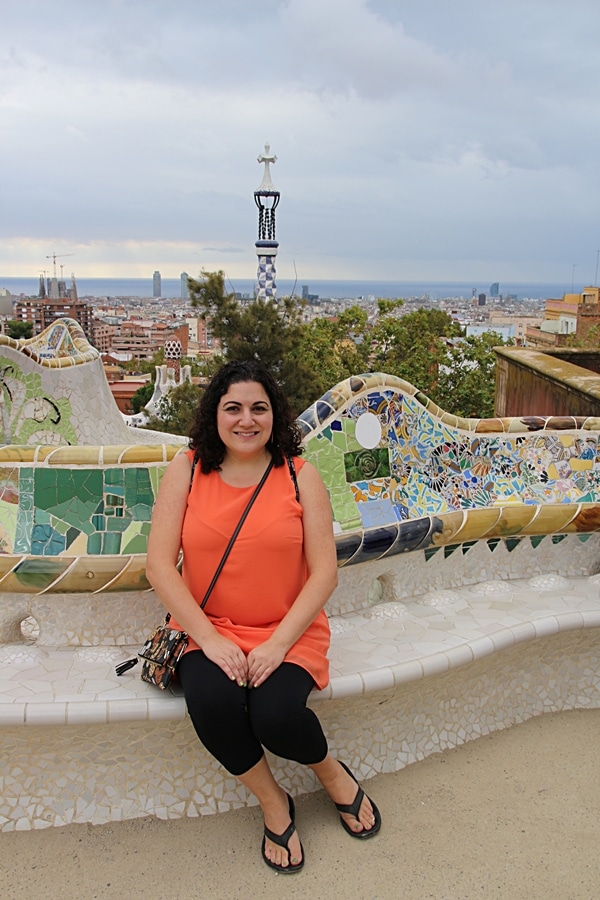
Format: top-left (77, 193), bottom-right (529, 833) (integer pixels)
top-left (2, 353), bottom-right (600, 592)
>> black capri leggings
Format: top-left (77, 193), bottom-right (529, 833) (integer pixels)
top-left (177, 650), bottom-right (329, 776)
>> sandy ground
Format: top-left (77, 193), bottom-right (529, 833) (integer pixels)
top-left (2, 708), bottom-right (599, 900)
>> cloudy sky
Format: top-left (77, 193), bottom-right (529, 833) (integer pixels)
top-left (2, 0), bottom-right (600, 286)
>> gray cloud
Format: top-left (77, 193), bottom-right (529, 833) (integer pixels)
top-left (2, 0), bottom-right (600, 283)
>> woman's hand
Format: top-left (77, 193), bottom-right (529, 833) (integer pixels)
top-left (247, 638), bottom-right (287, 688)
top-left (201, 634), bottom-right (249, 686)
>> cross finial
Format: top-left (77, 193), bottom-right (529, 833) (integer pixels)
top-left (257, 142), bottom-right (277, 191)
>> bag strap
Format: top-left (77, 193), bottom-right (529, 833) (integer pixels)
top-left (115, 457), bottom-right (275, 677)
top-left (286, 454), bottom-right (299, 502)
top-left (200, 457), bottom-right (274, 609)
top-left (190, 449), bottom-right (200, 486)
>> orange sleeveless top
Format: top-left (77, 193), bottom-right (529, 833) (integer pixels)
top-left (169, 452), bottom-right (330, 690)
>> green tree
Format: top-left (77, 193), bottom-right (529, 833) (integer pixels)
top-left (565, 325), bottom-right (600, 349)
top-left (131, 382), bottom-right (154, 413)
top-left (188, 270), bottom-right (322, 414)
top-left (144, 381), bottom-right (204, 435)
top-left (370, 307), bottom-right (461, 396)
top-left (434, 331), bottom-right (512, 418)
top-left (6, 320), bottom-right (33, 340)
top-left (122, 349), bottom-right (165, 375)
top-left (295, 306), bottom-right (371, 390)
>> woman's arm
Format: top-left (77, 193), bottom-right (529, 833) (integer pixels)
top-left (246, 460), bottom-right (338, 686)
top-left (146, 452), bottom-right (249, 685)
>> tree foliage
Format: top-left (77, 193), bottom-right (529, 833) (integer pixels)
top-left (183, 270), bottom-right (509, 420)
top-left (6, 320), bottom-right (33, 340)
top-left (123, 349), bottom-right (165, 375)
top-left (435, 331), bottom-right (510, 418)
top-left (144, 381), bottom-right (203, 435)
top-left (130, 382), bottom-right (153, 413)
top-left (369, 306), bottom-right (461, 398)
top-left (294, 306), bottom-right (371, 392)
top-left (188, 270), bottom-right (322, 413)
top-left (565, 325), bottom-right (600, 349)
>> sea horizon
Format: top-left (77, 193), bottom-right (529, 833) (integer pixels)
top-left (0, 275), bottom-right (579, 301)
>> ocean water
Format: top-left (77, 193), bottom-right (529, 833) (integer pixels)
top-left (0, 276), bottom-right (574, 301)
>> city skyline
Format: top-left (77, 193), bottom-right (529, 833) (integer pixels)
top-left (2, 1), bottom-right (600, 286)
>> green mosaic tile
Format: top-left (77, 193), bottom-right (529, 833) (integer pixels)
top-left (149, 465), bottom-right (165, 498)
top-left (50, 517), bottom-right (70, 536)
top-left (125, 468), bottom-right (154, 510)
top-left (104, 469), bottom-right (124, 487)
top-left (65, 526), bottom-right (80, 548)
top-left (127, 503), bottom-right (152, 522)
top-left (35, 470), bottom-right (103, 529)
top-left (104, 509), bottom-right (131, 532)
top-left (102, 531), bottom-right (122, 554)
top-left (331, 430), bottom-right (349, 451)
top-left (87, 532), bottom-right (102, 554)
top-left (344, 448), bottom-right (390, 483)
top-left (424, 547), bottom-right (440, 561)
top-left (33, 524), bottom-right (66, 555)
top-left (12, 558), bottom-right (70, 590)
top-left (122, 534), bottom-right (148, 554)
top-left (341, 419), bottom-right (362, 454)
top-left (529, 535), bottom-right (545, 549)
top-left (328, 485), bottom-right (362, 530)
top-left (19, 468), bottom-right (34, 490)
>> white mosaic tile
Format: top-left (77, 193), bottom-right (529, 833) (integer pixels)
top-left (419, 590), bottom-right (472, 610)
top-left (527, 573), bottom-right (570, 590)
top-left (1, 549), bottom-right (600, 830)
top-left (470, 580), bottom-right (515, 596)
top-left (368, 602), bottom-right (410, 620)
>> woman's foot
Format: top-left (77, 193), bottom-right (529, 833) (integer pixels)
top-left (334, 762), bottom-right (381, 838)
top-left (312, 756), bottom-right (380, 836)
top-left (261, 791), bottom-right (304, 872)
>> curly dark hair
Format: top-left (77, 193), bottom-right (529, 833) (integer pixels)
top-left (189, 360), bottom-right (303, 473)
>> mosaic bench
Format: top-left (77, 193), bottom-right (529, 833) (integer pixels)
top-left (2, 371), bottom-right (600, 829)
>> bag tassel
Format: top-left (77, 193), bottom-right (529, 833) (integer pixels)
top-left (115, 657), bottom-right (139, 676)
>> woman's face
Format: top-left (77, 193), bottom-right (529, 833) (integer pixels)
top-left (216, 380), bottom-right (274, 459)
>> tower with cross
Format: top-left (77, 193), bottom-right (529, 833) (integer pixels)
top-left (254, 143), bottom-right (280, 301)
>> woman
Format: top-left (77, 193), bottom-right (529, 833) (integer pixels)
top-left (146, 360), bottom-right (381, 874)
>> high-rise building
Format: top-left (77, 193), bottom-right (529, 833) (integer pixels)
top-left (490, 282), bottom-right (500, 297)
top-left (180, 272), bottom-right (190, 300)
top-left (153, 271), bottom-right (162, 298)
top-left (14, 273), bottom-right (93, 339)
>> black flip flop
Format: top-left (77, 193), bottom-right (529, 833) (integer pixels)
top-left (261, 793), bottom-right (304, 874)
top-left (335, 761), bottom-right (382, 839)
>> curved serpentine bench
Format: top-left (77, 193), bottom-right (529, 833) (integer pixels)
top-left (1, 341), bottom-right (600, 829)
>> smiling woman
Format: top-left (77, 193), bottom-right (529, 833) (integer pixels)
top-left (145, 359), bottom-right (382, 874)
top-left (216, 381), bottom-right (274, 473)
